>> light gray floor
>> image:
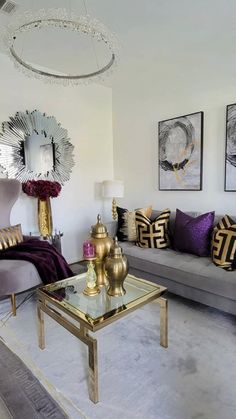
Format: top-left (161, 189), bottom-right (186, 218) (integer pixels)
top-left (0, 291), bottom-right (235, 419)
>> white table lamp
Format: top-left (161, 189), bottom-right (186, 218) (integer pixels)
top-left (102, 180), bottom-right (124, 220)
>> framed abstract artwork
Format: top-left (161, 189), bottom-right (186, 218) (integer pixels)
top-left (158, 111), bottom-right (204, 191)
top-left (225, 103), bottom-right (236, 191)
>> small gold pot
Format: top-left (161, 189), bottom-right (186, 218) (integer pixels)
top-left (38, 197), bottom-right (53, 237)
top-left (89, 215), bottom-right (113, 287)
top-left (104, 237), bottom-right (129, 297)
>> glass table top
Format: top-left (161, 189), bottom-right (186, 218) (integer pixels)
top-left (38, 273), bottom-right (166, 329)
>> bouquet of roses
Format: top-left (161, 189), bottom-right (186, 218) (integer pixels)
top-left (22, 180), bottom-right (61, 200)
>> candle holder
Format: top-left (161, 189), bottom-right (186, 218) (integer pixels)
top-left (83, 240), bottom-right (96, 258)
top-left (83, 257), bottom-right (100, 297)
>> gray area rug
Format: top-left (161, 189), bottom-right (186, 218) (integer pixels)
top-left (0, 339), bottom-right (67, 419)
top-left (1, 290), bottom-right (236, 419)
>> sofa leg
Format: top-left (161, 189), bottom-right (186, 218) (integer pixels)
top-left (11, 294), bottom-right (16, 316)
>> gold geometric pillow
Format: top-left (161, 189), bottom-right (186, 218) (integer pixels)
top-left (0, 224), bottom-right (23, 251)
top-left (211, 215), bottom-right (236, 270)
top-left (135, 209), bottom-right (170, 248)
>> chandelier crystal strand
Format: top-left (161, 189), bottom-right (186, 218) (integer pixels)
top-left (2, 8), bottom-right (120, 86)
top-left (82, 0), bottom-right (100, 71)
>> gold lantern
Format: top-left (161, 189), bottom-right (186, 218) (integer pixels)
top-left (90, 214), bottom-right (113, 287)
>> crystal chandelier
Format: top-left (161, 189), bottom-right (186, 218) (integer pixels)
top-left (2, 8), bottom-right (120, 86)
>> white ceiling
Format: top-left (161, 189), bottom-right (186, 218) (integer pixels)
top-left (0, 0), bottom-right (236, 87)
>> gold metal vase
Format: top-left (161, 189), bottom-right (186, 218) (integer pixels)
top-left (38, 197), bottom-right (53, 237)
top-left (89, 214), bottom-right (113, 287)
top-left (104, 237), bottom-right (129, 297)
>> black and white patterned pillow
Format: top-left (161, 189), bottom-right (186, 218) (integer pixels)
top-left (135, 209), bottom-right (170, 248)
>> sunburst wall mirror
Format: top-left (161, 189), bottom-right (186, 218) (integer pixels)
top-left (0, 110), bottom-right (74, 184)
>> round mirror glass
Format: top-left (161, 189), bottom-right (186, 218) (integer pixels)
top-left (23, 133), bottom-right (55, 174)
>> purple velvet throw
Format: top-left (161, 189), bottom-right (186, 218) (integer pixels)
top-left (0, 239), bottom-right (74, 284)
top-left (174, 209), bottom-right (215, 257)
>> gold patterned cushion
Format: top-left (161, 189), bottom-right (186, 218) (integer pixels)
top-left (135, 209), bottom-right (170, 248)
top-left (211, 215), bottom-right (236, 270)
top-left (0, 224), bottom-right (23, 251)
top-left (117, 206), bottom-right (152, 242)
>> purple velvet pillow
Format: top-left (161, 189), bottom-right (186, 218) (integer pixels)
top-left (174, 209), bottom-right (215, 257)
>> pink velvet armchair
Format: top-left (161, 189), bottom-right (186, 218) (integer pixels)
top-left (0, 179), bottom-right (42, 315)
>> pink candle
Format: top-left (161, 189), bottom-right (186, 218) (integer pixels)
top-left (83, 241), bottom-right (95, 258)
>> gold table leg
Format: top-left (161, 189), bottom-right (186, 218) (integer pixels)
top-left (11, 294), bottom-right (16, 316)
top-left (157, 297), bottom-right (168, 348)
top-left (86, 330), bottom-right (99, 403)
top-left (37, 303), bottom-right (45, 350)
top-left (36, 301), bottom-right (99, 403)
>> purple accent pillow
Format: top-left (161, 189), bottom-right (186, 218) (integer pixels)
top-left (174, 209), bottom-right (215, 257)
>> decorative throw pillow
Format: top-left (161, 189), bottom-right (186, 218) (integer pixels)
top-left (117, 206), bottom-right (152, 242)
top-left (173, 209), bottom-right (215, 257)
top-left (135, 209), bottom-right (170, 248)
top-left (0, 224), bottom-right (23, 251)
top-left (211, 215), bottom-right (236, 270)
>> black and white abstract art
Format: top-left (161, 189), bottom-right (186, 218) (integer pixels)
top-left (225, 103), bottom-right (236, 191)
top-left (158, 111), bottom-right (204, 191)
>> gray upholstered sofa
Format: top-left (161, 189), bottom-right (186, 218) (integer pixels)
top-left (115, 210), bottom-right (236, 316)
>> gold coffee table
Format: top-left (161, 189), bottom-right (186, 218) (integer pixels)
top-left (37, 273), bottom-right (168, 403)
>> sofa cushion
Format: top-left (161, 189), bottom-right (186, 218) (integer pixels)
top-left (212, 215), bottom-right (236, 270)
top-left (135, 209), bottom-right (170, 249)
top-left (120, 241), bottom-right (236, 300)
top-left (173, 209), bottom-right (215, 256)
top-left (117, 206), bottom-right (152, 242)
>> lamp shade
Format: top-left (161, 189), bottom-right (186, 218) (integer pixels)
top-left (102, 180), bottom-right (124, 198)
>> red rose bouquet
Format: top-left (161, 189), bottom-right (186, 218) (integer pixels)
top-left (22, 180), bottom-right (62, 200)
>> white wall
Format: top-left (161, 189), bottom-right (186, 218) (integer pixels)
top-left (0, 54), bottom-right (113, 263)
top-left (110, 0), bottom-right (236, 216)
top-left (112, 63), bottom-right (236, 216)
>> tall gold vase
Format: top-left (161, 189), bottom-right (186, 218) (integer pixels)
top-left (38, 198), bottom-right (53, 237)
top-left (89, 215), bottom-right (113, 287)
top-left (104, 237), bottom-right (129, 296)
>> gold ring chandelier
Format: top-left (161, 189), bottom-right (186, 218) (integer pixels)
top-left (3, 8), bottom-right (120, 86)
